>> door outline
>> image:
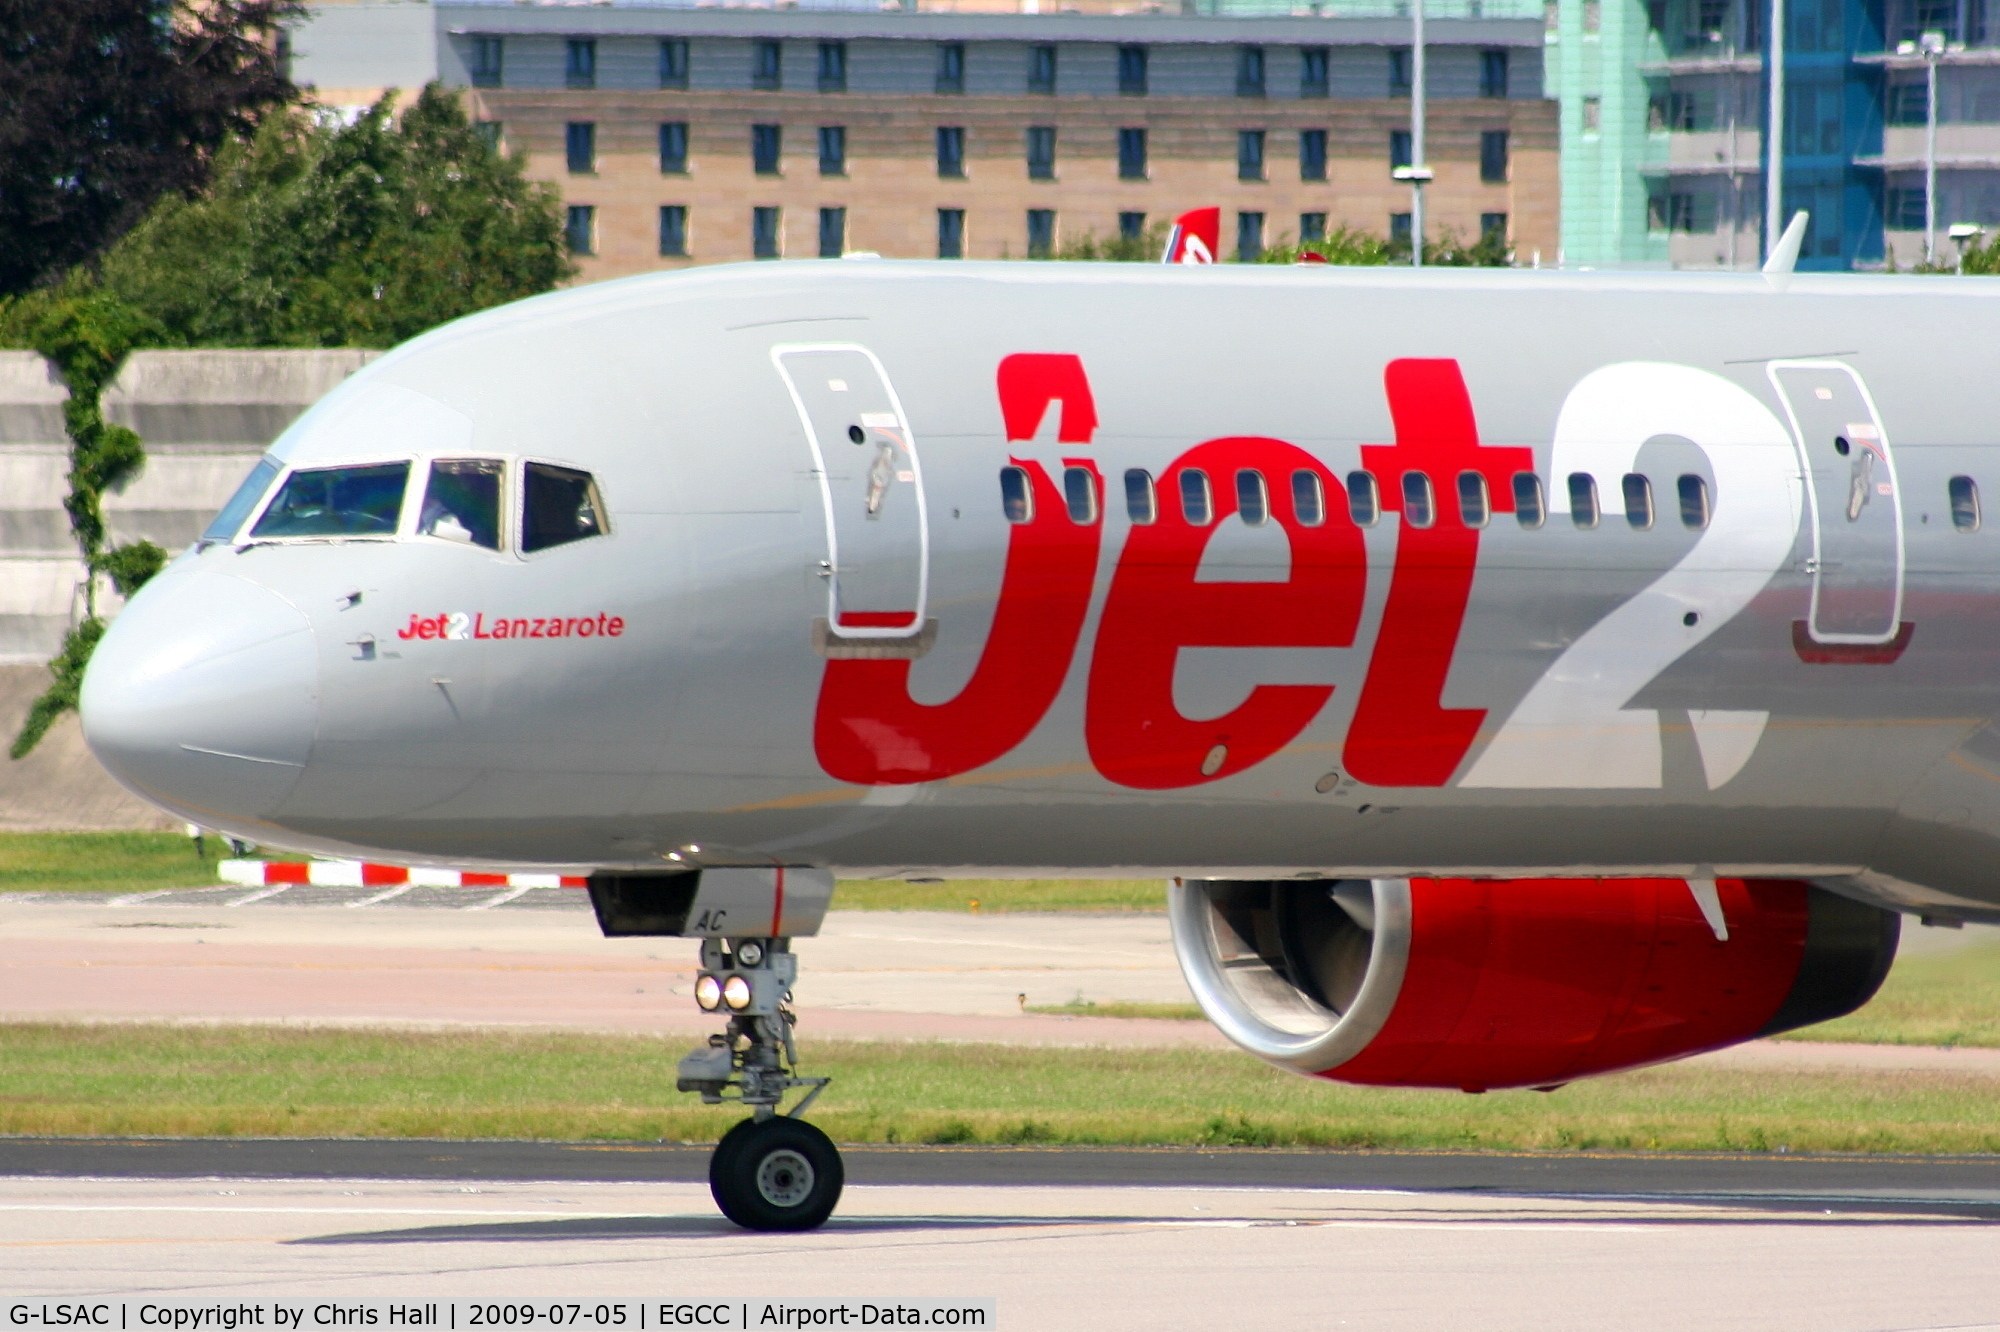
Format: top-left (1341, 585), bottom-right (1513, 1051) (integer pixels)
top-left (773, 342), bottom-right (929, 639)
top-left (1767, 359), bottom-right (1904, 645)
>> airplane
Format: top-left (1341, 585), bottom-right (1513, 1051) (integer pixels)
top-left (77, 251), bottom-right (2000, 1231)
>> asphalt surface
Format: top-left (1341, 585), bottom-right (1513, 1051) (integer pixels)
top-left (5, 1138), bottom-right (1999, 1220)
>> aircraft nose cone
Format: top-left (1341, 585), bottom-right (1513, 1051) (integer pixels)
top-left (82, 569), bottom-right (319, 827)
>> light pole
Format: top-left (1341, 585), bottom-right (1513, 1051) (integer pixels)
top-left (1765, 0), bottom-right (1785, 263)
top-left (1405, 0), bottom-right (1430, 267)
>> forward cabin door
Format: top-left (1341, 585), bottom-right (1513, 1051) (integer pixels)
top-left (1770, 361), bottom-right (1905, 644)
top-left (774, 344), bottom-right (929, 639)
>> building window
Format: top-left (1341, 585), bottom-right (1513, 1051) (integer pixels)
top-left (1301, 46), bottom-right (1329, 97)
top-left (1119, 211), bottom-right (1146, 241)
top-left (1027, 209), bottom-right (1055, 258)
top-left (1481, 129), bottom-right (1509, 182)
top-left (1119, 127), bottom-right (1147, 180)
top-left (659, 122), bottom-right (688, 174)
top-left (1481, 212), bottom-right (1508, 242)
top-left (1026, 125), bottom-right (1055, 180)
top-left (565, 205), bottom-right (595, 255)
top-left (818, 126), bottom-right (845, 176)
top-left (753, 40), bottom-right (782, 90)
top-left (1238, 130), bottom-right (1266, 181)
top-left (566, 39), bottom-right (595, 89)
top-left (1389, 48), bottom-right (1411, 95)
top-left (753, 206), bottom-right (781, 259)
top-left (1300, 128), bottom-right (1327, 181)
top-left (1889, 80), bottom-right (1929, 125)
top-left (659, 205), bottom-right (688, 257)
top-left (753, 124), bottom-right (781, 175)
top-left (1480, 49), bottom-right (1509, 98)
top-left (1029, 44), bottom-right (1056, 93)
top-left (938, 208), bottom-right (965, 259)
top-left (660, 39), bottom-right (688, 89)
top-left (1389, 129), bottom-right (1411, 173)
top-left (935, 126), bottom-right (966, 178)
top-left (1390, 212), bottom-right (1412, 245)
top-left (819, 207), bottom-right (845, 258)
top-left (474, 120), bottom-right (502, 152)
top-left (937, 43), bottom-right (965, 93)
top-left (1886, 186), bottom-right (1927, 230)
top-left (1582, 95), bottom-right (1602, 133)
top-left (1119, 44), bottom-right (1148, 94)
top-left (1583, 0), bottom-right (1602, 31)
top-left (470, 36), bottom-right (503, 88)
top-left (818, 42), bottom-right (846, 92)
top-left (565, 122), bottom-right (595, 174)
top-left (1301, 212), bottom-right (1327, 241)
top-left (1237, 211), bottom-right (1264, 261)
top-left (1237, 45), bottom-right (1266, 96)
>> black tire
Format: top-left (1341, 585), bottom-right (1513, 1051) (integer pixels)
top-left (709, 1116), bottom-right (844, 1231)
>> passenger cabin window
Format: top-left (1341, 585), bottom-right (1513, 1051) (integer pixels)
top-left (1000, 466), bottom-right (1033, 522)
top-left (1347, 469), bottom-right (1380, 527)
top-left (1291, 470), bottom-right (1325, 526)
top-left (1951, 475), bottom-right (1981, 532)
top-left (1456, 471), bottom-right (1489, 528)
top-left (520, 462), bottom-right (606, 553)
top-left (1678, 473), bottom-right (1710, 529)
top-left (1512, 471), bottom-right (1544, 528)
top-left (1622, 473), bottom-right (1654, 530)
top-left (251, 461), bottom-right (409, 539)
top-left (419, 458), bottom-right (503, 550)
top-left (1063, 465), bottom-right (1099, 524)
top-left (1180, 469), bottom-right (1214, 525)
top-left (1401, 471), bottom-right (1435, 529)
top-left (1568, 472), bottom-right (1599, 529)
top-left (1236, 469), bottom-right (1268, 526)
top-left (1125, 468), bottom-right (1156, 524)
top-left (202, 454), bottom-right (281, 544)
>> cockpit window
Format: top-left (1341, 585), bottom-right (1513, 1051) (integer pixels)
top-left (418, 458), bottom-right (503, 549)
top-left (250, 462), bottom-right (410, 539)
top-left (521, 462), bottom-right (607, 553)
top-left (201, 454), bottom-right (282, 545)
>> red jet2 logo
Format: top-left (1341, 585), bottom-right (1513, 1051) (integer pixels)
top-left (814, 355), bottom-right (1529, 791)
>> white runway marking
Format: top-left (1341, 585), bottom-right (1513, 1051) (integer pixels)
top-left (225, 886), bottom-right (291, 907)
top-left (345, 884), bottom-right (414, 908)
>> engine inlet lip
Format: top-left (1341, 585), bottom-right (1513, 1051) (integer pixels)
top-left (1168, 877), bottom-right (1413, 1076)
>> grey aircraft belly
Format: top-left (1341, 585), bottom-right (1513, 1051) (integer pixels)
top-left (73, 259), bottom-right (2000, 1229)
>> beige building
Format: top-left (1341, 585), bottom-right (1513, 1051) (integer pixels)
top-left (294, 3), bottom-right (1560, 275)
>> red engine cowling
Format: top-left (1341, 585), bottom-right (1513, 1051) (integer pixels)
top-left (1169, 876), bottom-right (1899, 1091)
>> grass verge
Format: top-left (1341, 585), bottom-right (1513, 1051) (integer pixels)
top-left (824, 879), bottom-right (1165, 913)
top-left (4, 1022), bottom-right (1999, 1153)
top-left (1025, 1000), bottom-right (1205, 1021)
top-left (0, 832), bottom-right (221, 896)
top-left (1782, 940), bottom-right (2000, 1048)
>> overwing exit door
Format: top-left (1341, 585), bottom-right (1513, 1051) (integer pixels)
top-left (1769, 361), bottom-right (1904, 644)
top-left (774, 344), bottom-right (929, 638)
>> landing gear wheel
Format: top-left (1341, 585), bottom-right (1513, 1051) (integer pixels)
top-left (710, 1116), bottom-right (844, 1231)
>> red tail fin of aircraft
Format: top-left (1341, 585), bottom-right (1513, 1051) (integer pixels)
top-left (1161, 207), bottom-right (1220, 265)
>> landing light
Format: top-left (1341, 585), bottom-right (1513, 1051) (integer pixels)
top-left (695, 975), bottom-right (722, 1011)
top-left (724, 975), bottom-right (753, 1010)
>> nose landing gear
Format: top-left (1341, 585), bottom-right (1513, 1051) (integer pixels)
top-left (675, 936), bottom-right (842, 1230)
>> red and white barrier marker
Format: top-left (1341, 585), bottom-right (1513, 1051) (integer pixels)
top-left (218, 860), bottom-right (588, 890)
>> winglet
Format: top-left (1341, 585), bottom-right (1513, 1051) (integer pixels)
top-left (1762, 210), bottom-right (1810, 282)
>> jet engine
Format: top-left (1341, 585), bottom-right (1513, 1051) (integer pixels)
top-left (1169, 876), bottom-right (1898, 1091)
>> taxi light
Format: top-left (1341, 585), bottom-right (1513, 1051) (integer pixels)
top-left (695, 974), bottom-right (722, 1011)
top-left (736, 940), bottom-right (765, 967)
top-left (723, 974), bottom-right (752, 1011)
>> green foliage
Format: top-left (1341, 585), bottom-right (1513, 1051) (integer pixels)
top-left (88, 85), bottom-right (575, 348)
top-left (1953, 234), bottom-right (2000, 275)
top-left (1051, 223), bottom-right (1170, 263)
top-left (10, 619), bottom-right (105, 761)
top-left (1257, 225), bottom-right (1398, 266)
top-left (97, 540), bottom-right (168, 598)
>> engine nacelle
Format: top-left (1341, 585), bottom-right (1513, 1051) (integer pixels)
top-left (1170, 876), bottom-right (1899, 1091)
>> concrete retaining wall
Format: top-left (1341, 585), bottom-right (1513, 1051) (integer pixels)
top-left (0, 348), bottom-right (379, 828)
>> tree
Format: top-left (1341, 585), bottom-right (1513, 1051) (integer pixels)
top-left (89, 85), bottom-right (576, 347)
top-left (0, 0), bottom-right (302, 296)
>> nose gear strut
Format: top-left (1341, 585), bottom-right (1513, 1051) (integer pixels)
top-left (676, 936), bottom-right (842, 1230)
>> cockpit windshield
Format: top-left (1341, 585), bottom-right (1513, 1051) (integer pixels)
top-left (418, 458), bottom-right (503, 550)
top-left (200, 454), bottom-right (282, 545)
top-left (250, 462), bottom-right (410, 539)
